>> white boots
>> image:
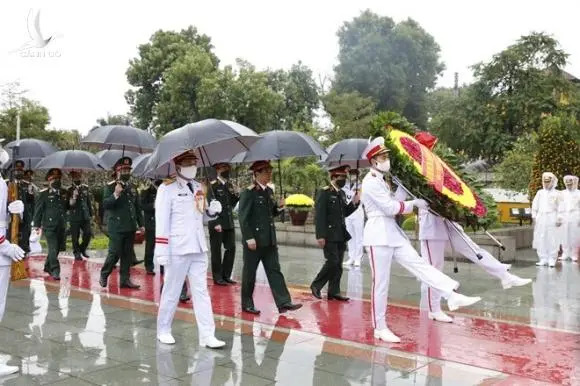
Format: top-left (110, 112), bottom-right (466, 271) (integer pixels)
top-left (158, 333), bottom-right (226, 349)
top-left (447, 292), bottom-right (481, 311)
top-left (374, 328), bottom-right (401, 343)
top-left (501, 273), bottom-right (532, 289)
top-left (428, 311), bottom-right (453, 323)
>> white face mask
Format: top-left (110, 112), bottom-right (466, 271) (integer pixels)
top-left (375, 159), bottom-right (390, 173)
top-left (179, 165), bottom-right (197, 180)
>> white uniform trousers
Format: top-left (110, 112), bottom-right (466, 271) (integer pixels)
top-left (562, 221), bottom-right (580, 260)
top-left (0, 265), bottom-right (10, 322)
top-left (345, 210), bottom-right (364, 264)
top-left (366, 243), bottom-right (458, 330)
top-left (420, 233), bottom-right (509, 313)
top-left (157, 253), bottom-right (215, 343)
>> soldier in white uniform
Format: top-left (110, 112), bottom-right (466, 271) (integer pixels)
top-left (532, 172), bottom-right (561, 267)
top-left (559, 175), bottom-right (579, 261)
top-left (419, 209), bottom-right (531, 323)
top-left (0, 143), bottom-right (26, 376)
top-left (360, 137), bottom-right (481, 343)
top-left (342, 169), bottom-right (365, 267)
top-left (155, 149), bottom-right (225, 349)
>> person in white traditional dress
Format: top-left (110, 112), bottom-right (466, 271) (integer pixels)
top-left (558, 175), bottom-right (579, 262)
top-left (532, 172), bottom-right (561, 267)
top-left (155, 149), bottom-right (225, 349)
top-left (360, 137), bottom-right (481, 343)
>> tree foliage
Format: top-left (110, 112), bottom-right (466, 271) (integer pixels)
top-left (322, 90), bottom-right (376, 142)
top-left (529, 113), bottom-right (580, 198)
top-left (333, 10), bottom-right (444, 128)
top-left (494, 133), bottom-right (538, 192)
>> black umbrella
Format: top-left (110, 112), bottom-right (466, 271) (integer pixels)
top-left (133, 153), bottom-right (175, 179)
top-left (35, 150), bottom-right (106, 171)
top-left (323, 138), bottom-right (370, 169)
top-left (225, 130), bottom-right (326, 199)
top-left (81, 125), bottom-right (157, 153)
top-left (5, 139), bottom-right (58, 170)
top-left (95, 149), bottom-right (141, 169)
top-left (145, 119), bottom-right (261, 174)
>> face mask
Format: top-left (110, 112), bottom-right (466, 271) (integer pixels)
top-left (375, 159), bottom-right (391, 173)
top-left (220, 170), bottom-right (230, 179)
top-left (51, 179), bottom-right (61, 189)
top-left (335, 178), bottom-right (346, 188)
top-left (179, 165), bottom-right (197, 180)
top-left (120, 174), bottom-right (131, 182)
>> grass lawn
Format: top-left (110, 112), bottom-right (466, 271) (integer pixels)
top-left (39, 232), bottom-right (110, 250)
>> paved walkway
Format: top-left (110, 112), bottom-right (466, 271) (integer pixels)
top-left (0, 247), bottom-right (578, 385)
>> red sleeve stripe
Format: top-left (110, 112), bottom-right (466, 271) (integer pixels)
top-left (0, 236), bottom-right (5, 244)
top-left (397, 202), bottom-right (405, 215)
top-left (155, 237), bottom-right (168, 244)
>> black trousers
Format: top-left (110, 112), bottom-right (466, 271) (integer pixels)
top-left (44, 226), bottom-right (65, 275)
top-left (241, 245), bottom-right (291, 309)
top-left (144, 226), bottom-right (155, 272)
top-left (311, 241), bottom-right (346, 296)
top-left (70, 220), bottom-right (92, 255)
top-left (209, 227), bottom-right (236, 281)
top-left (101, 231), bottom-right (134, 284)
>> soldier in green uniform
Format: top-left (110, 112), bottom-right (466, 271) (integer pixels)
top-left (238, 160), bottom-right (302, 315)
top-left (207, 162), bottom-right (239, 285)
top-left (67, 170), bottom-right (93, 260)
top-left (7, 160), bottom-right (35, 254)
top-left (140, 178), bottom-right (160, 275)
top-left (99, 157), bottom-right (144, 289)
top-left (32, 168), bottom-right (68, 280)
top-left (310, 165), bottom-right (359, 301)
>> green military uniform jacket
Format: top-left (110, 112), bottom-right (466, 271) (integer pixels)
top-left (33, 187), bottom-right (69, 230)
top-left (102, 181), bottom-right (143, 233)
top-left (67, 184), bottom-right (92, 223)
top-left (207, 179), bottom-right (239, 230)
top-left (315, 185), bottom-right (357, 242)
top-left (139, 185), bottom-right (156, 230)
top-left (238, 183), bottom-right (283, 248)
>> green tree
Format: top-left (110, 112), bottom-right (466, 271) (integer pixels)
top-left (94, 114), bottom-right (133, 128)
top-left (494, 133), bottom-right (538, 193)
top-left (333, 10), bottom-right (444, 127)
top-left (197, 60), bottom-right (284, 132)
top-left (322, 90), bottom-right (376, 142)
top-left (529, 113), bottom-right (580, 198)
top-left (125, 27), bottom-right (219, 132)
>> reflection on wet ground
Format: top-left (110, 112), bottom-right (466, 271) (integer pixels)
top-left (0, 247), bottom-right (578, 385)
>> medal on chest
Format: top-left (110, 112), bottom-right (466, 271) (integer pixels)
top-left (194, 190), bottom-right (206, 213)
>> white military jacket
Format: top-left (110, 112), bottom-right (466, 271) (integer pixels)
top-left (154, 176), bottom-right (215, 257)
top-left (0, 176), bottom-right (13, 266)
top-left (361, 170), bottom-right (414, 247)
top-left (418, 209), bottom-right (449, 241)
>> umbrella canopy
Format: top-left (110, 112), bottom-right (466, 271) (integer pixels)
top-left (4, 139), bottom-right (58, 170)
top-left (132, 153), bottom-right (176, 179)
top-left (95, 149), bottom-right (141, 169)
top-left (227, 130), bottom-right (326, 163)
top-left (323, 138), bottom-right (370, 169)
top-left (145, 119), bottom-right (260, 172)
top-left (35, 150), bottom-right (106, 171)
top-left (81, 125), bottom-right (157, 153)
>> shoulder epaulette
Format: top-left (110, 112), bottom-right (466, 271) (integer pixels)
top-left (81, 184), bottom-right (89, 187)
top-left (107, 180), bottom-right (116, 185)
top-left (21, 180), bottom-right (30, 185)
top-left (163, 178), bottom-right (176, 185)
top-left (40, 188), bottom-right (48, 192)
top-left (322, 186), bottom-right (330, 190)
top-left (247, 184), bottom-right (256, 190)
top-left (210, 180), bottom-right (217, 185)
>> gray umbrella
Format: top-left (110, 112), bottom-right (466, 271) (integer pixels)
top-left (81, 125), bottom-right (157, 153)
top-left (5, 138), bottom-right (58, 170)
top-left (133, 153), bottom-right (175, 179)
top-left (145, 119), bottom-right (260, 172)
top-left (95, 149), bottom-right (141, 169)
top-left (35, 150), bottom-right (106, 171)
top-left (322, 138), bottom-right (370, 169)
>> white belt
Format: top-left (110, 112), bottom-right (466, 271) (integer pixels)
top-left (366, 213), bottom-right (389, 218)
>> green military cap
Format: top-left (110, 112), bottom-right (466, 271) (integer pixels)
top-left (46, 168), bottom-right (62, 181)
top-left (114, 156), bottom-right (133, 171)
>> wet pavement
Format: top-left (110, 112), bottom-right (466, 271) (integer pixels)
top-left (0, 245), bottom-right (578, 385)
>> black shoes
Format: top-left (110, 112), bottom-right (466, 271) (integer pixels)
top-left (51, 273), bottom-right (60, 281)
top-left (328, 294), bottom-right (350, 301)
top-left (146, 270), bottom-right (155, 276)
top-left (310, 285), bottom-right (322, 299)
top-left (131, 259), bottom-right (144, 267)
top-left (242, 306), bottom-right (261, 315)
top-left (120, 281), bottom-right (140, 289)
top-left (99, 276), bottom-right (108, 288)
top-left (214, 279), bottom-right (228, 286)
top-left (81, 251), bottom-right (90, 258)
top-left (224, 278), bottom-right (237, 284)
top-left (278, 303), bottom-right (303, 313)
top-left (73, 253), bottom-right (83, 261)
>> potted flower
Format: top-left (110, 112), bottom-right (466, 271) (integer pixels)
top-left (284, 194), bottom-right (314, 226)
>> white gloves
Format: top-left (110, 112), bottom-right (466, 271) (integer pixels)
top-left (412, 199), bottom-right (429, 209)
top-left (207, 200), bottom-right (222, 215)
top-left (29, 228), bottom-right (41, 243)
top-left (156, 255), bottom-right (170, 266)
top-left (2, 240), bottom-right (25, 262)
top-left (8, 200), bottom-right (24, 215)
